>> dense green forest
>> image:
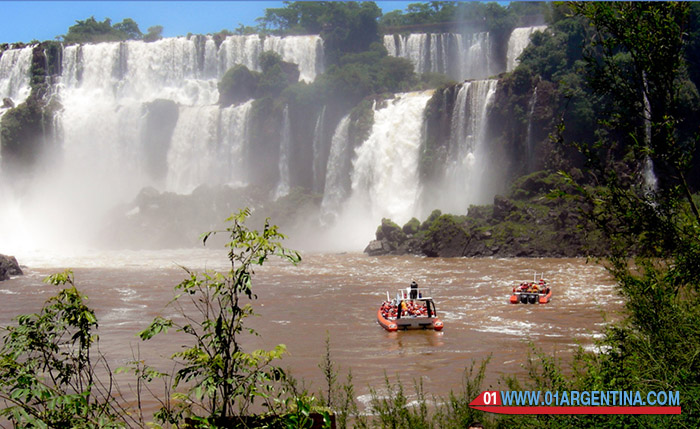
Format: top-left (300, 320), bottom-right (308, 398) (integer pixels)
top-left (1, 1), bottom-right (700, 427)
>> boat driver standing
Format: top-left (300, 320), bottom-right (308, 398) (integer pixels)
top-left (410, 281), bottom-right (418, 299)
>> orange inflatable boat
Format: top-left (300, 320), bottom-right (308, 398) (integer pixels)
top-left (510, 274), bottom-right (552, 304)
top-left (377, 287), bottom-right (444, 331)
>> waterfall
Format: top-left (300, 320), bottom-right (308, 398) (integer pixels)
top-left (63, 39), bottom-right (215, 105)
top-left (384, 34), bottom-right (427, 73)
top-left (166, 100), bottom-right (253, 193)
top-left (0, 45), bottom-right (33, 107)
top-left (274, 105), bottom-right (292, 199)
top-left (0, 34), bottom-right (327, 250)
top-left (220, 101), bottom-right (253, 188)
top-left (526, 83), bottom-right (538, 171)
top-left (218, 34), bottom-right (324, 83)
top-left (642, 75), bottom-right (658, 191)
top-left (449, 82), bottom-right (471, 152)
top-left (429, 34), bottom-right (449, 76)
top-left (54, 35), bottom-right (322, 197)
top-left (345, 91), bottom-right (433, 226)
top-left (384, 32), bottom-right (494, 80)
top-left (320, 114), bottom-right (351, 223)
top-left (311, 106), bottom-right (327, 193)
top-left (385, 26), bottom-right (545, 78)
top-left (3, 31), bottom-right (515, 251)
top-left (0, 46), bottom-right (34, 170)
top-left (60, 35), bottom-right (323, 106)
top-left (440, 79), bottom-right (498, 213)
top-left (459, 32), bottom-right (493, 80)
top-left (506, 25), bottom-right (547, 72)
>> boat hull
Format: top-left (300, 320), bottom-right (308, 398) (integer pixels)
top-left (377, 309), bottom-right (398, 331)
top-left (377, 308), bottom-right (443, 331)
top-left (510, 290), bottom-right (552, 304)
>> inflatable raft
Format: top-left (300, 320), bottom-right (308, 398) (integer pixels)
top-left (510, 274), bottom-right (552, 304)
top-left (377, 287), bottom-right (443, 331)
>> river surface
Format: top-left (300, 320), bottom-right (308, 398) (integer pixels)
top-left (0, 250), bottom-right (620, 412)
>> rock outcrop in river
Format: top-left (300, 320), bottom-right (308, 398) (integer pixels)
top-left (0, 254), bottom-right (22, 281)
top-left (365, 170), bottom-right (606, 258)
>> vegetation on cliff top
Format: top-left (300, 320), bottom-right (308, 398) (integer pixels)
top-left (62, 16), bottom-right (162, 44)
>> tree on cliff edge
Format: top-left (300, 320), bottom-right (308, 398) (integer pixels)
top-left (63, 16), bottom-right (144, 44)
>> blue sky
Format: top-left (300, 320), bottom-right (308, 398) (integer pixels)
top-left (1, 1), bottom-right (416, 44)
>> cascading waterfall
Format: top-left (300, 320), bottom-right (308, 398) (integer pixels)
top-left (506, 25), bottom-right (547, 72)
top-left (166, 106), bottom-right (220, 193)
top-left (0, 25), bottom-right (548, 251)
top-left (0, 45), bottom-right (33, 106)
top-left (458, 32), bottom-right (493, 80)
top-left (320, 114), bottom-right (351, 223)
top-left (449, 82), bottom-right (471, 152)
top-left (220, 101), bottom-right (253, 188)
top-left (311, 106), bottom-right (327, 193)
top-left (166, 101), bottom-right (253, 193)
top-left (439, 79), bottom-right (498, 213)
top-left (0, 45), bottom-right (34, 172)
top-left (0, 35), bottom-right (323, 250)
top-left (342, 91), bottom-right (434, 230)
top-left (274, 105), bottom-right (292, 200)
top-left (384, 32), bottom-right (494, 80)
top-left (384, 34), bottom-right (431, 74)
top-left (218, 34), bottom-right (324, 82)
top-left (526, 83), bottom-right (538, 171)
top-left (384, 26), bottom-right (546, 81)
top-left (0, 45), bottom-right (33, 230)
top-left (642, 75), bottom-right (658, 191)
top-left (429, 34), bottom-right (450, 77)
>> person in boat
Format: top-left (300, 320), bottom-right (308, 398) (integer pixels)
top-left (410, 281), bottom-right (418, 299)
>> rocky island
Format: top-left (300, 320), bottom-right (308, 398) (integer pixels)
top-left (0, 254), bottom-right (23, 281)
top-left (365, 170), bottom-right (605, 258)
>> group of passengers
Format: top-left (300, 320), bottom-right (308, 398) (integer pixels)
top-left (515, 279), bottom-right (549, 294)
top-left (380, 281), bottom-right (431, 319)
top-left (380, 300), bottom-right (430, 319)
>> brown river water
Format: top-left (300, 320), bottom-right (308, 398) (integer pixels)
top-left (0, 250), bottom-right (620, 412)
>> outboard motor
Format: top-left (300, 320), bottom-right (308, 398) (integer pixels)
top-left (520, 294), bottom-right (528, 304)
top-left (528, 294), bottom-right (537, 304)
